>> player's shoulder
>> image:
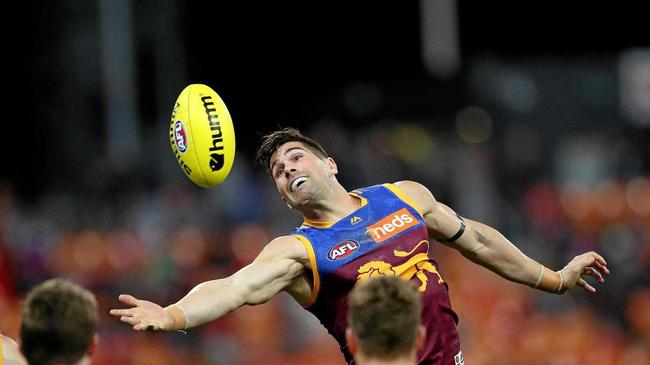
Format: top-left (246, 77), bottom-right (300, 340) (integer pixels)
top-left (391, 180), bottom-right (437, 214)
top-left (268, 235), bottom-right (304, 246)
top-left (392, 180), bottom-right (433, 197)
top-left (393, 180), bottom-right (427, 191)
top-left (258, 235), bottom-right (309, 262)
top-left (352, 181), bottom-right (425, 197)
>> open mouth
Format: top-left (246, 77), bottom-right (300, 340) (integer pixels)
top-left (290, 177), bottom-right (308, 192)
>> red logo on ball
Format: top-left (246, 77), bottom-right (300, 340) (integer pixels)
top-left (174, 120), bottom-right (188, 153)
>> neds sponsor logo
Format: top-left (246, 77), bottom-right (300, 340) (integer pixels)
top-left (368, 208), bottom-right (419, 243)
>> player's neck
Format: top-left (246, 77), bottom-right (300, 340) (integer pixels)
top-left (50, 354), bottom-right (91, 365)
top-left (300, 183), bottom-right (360, 223)
top-left (355, 353), bottom-right (416, 365)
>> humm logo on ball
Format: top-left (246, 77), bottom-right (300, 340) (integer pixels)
top-left (201, 95), bottom-right (226, 172)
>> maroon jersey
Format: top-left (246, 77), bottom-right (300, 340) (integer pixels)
top-left (293, 184), bottom-right (464, 365)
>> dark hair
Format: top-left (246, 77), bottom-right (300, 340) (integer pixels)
top-left (20, 278), bottom-right (98, 365)
top-left (348, 276), bottom-right (422, 359)
top-left (255, 127), bottom-right (329, 176)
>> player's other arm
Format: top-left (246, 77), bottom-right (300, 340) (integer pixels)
top-left (1, 334), bottom-right (27, 365)
top-left (110, 235), bottom-right (308, 331)
top-left (394, 180), bottom-right (609, 294)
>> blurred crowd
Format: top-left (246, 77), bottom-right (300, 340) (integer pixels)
top-left (1, 117), bottom-right (648, 364)
top-left (4, 2), bottom-right (647, 362)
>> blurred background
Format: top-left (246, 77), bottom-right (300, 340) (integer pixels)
top-left (2, 1), bottom-right (649, 364)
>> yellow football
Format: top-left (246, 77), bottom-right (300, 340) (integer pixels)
top-left (169, 84), bottom-right (236, 188)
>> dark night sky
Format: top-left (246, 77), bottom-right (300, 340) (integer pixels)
top-left (179, 2), bottom-right (647, 155)
top-left (5, 2), bottom-right (648, 199)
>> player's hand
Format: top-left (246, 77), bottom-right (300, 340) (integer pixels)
top-left (109, 294), bottom-right (173, 331)
top-left (559, 251), bottom-right (609, 294)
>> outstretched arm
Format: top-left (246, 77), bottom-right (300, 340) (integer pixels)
top-left (110, 236), bottom-right (308, 331)
top-left (395, 181), bottom-right (609, 294)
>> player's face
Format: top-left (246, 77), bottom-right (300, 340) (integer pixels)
top-left (270, 141), bottom-right (337, 208)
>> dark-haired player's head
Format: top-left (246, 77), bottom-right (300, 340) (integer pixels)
top-left (346, 276), bottom-right (425, 364)
top-left (255, 127), bottom-right (329, 177)
top-left (20, 278), bottom-right (98, 365)
top-left (256, 128), bottom-right (340, 210)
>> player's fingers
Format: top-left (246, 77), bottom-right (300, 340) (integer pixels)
top-left (592, 260), bottom-right (610, 275)
top-left (133, 323), bottom-right (154, 331)
top-left (586, 252), bottom-right (610, 274)
top-left (576, 254), bottom-right (607, 277)
top-left (118, 294), bottom-right (140, 306)
top-left (110, 309), bottom-right (132, 317)
top-left (576, 278), bottom-right (596, 293)
top-left (583, 267), bottom-right (604, 283)
top-left (120, 315), bottom-right (139, 326)
top-left (591, 252), bottom-right (607, 266)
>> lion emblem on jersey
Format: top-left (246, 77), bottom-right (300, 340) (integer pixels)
top-left (355, 240), bottom-right (445, 292)
top-left (356, 261), bottom-right (395, 282)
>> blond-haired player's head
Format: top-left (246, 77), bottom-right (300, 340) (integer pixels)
top-left (20, 278), bottom-right (98, 365)
top-left (346, 276), bottom-right (425, 365)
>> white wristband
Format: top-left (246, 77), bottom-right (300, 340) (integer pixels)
top-left (165, 304), bottom-right (189, 331)
top-left (534, 264), bottom-right (544, 288)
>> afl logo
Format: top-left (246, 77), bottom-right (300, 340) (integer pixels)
top-left (174, 120), bottom-right (189, 153)
top-left (327, 240), bottom-right (359, 261)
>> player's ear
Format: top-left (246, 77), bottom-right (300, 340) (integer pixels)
top-left (326, 157), bottom-right (338, 175)
top-left (88, 333), bottom-right (99, 356)
top-left (345, 327), bottom-right (357, 355)
top-left (415, 325), bottom-right (426, 351)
